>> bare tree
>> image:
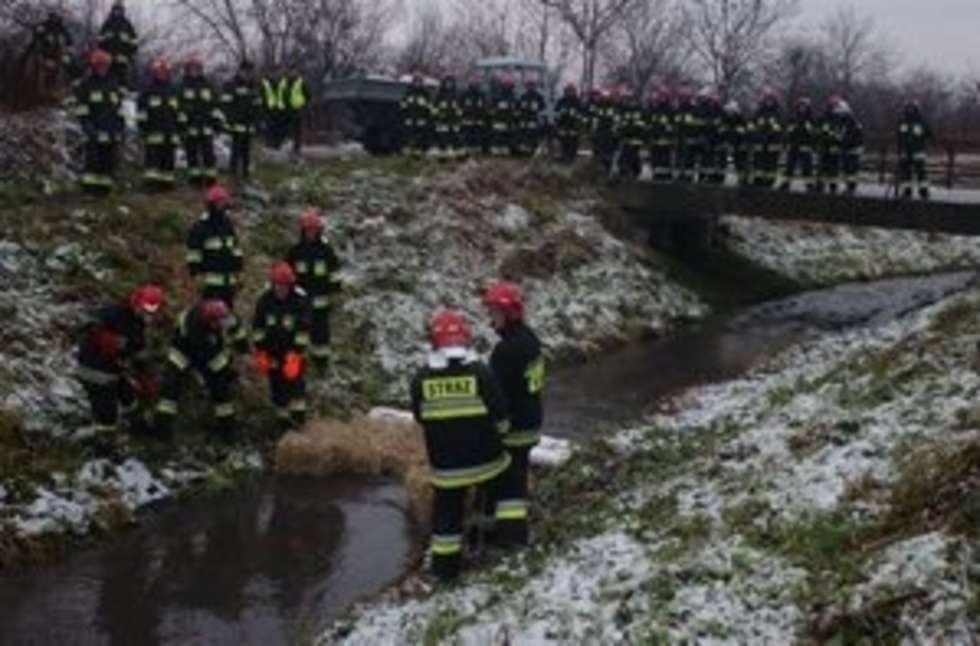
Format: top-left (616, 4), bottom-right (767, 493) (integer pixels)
top-left (821, 5), bottom-right (892, 96)
top-left (538, 0), bottom-right (641, 90)
top-left (683, 0), bottom-right (799, 100)
top-left (602, 0), bottom-right (691, 93)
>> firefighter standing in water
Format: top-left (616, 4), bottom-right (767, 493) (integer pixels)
top-left (286, 209), bottom-right (342, 370)
top-left (483, 281), bottom-right (544, 548)
top-left (251, 262), bottom-right (312, 434)
top-left (410, 309), bottom-right (511, 582)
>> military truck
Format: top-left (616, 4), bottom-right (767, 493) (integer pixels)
top-left (319, 57), bottom-right (554, 155)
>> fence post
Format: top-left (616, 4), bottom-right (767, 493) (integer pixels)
top-left (946, 144), bottom-right (955, 189)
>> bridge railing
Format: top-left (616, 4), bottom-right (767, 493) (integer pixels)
top-left (862, 138), bottom-right (980, 190)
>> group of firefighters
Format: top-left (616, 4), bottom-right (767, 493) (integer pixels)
top-left (401, 74), bottom-right (936, 199)
top-left (34, 3), bottom-right (307, 194)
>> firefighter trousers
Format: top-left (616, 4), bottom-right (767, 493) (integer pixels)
top-left (143, 142), bottom-right (176, 187)
top-left (80, 375), bottom-right (137, 428)
top-left (268, 369), bottom-right (306, 432)
top-left (82, 138), bottom-right (116, 194)
top-left (310, 304), bottom-right (332, 364)
top-left (490, 445), bottom-right (531, 547)
top-left (783, 148), bottom-right (814, 188)
top-left (558, 135), bottom-right (579, 164)
top-left (431, 486), bottom-right (467, 581)
top-left (185, 136), bottom-right (217, 185)
top-left (230, 133), bottom-right (252, 178)
top-left (649, 145), bottom-right (674, 181)
top-left (154, 364), bottom-right (236, 440)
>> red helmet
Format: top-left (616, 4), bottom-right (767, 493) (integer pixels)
top-left (152, 57), bottom-right (170, 81)
top-left (429, 309), bottom-right (472, 349)
top-left (205, 183), bottom-right (231, 206)
top-left (201, 299), bottom-right (230, 327)
top-left (269, 261), bottom-right (296, 287)
top-left (130, 284), bottom-right (165, 314)
top-left (299, 208), bottom-right (324, 234)
top-left (760, 87), bottom-right (778, 104)
top-left (483, 281), bottom-right (524, 322)
top-left (498, 72), bottom-right (514, 88)
top-left (89, 48), bottom-right (112, 71)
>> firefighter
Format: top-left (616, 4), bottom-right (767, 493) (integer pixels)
top-left (591, 88), bottom-right (619, 173)
top-left (780, 96), bottom-right (818, 192)
top-left (897, 100), bottom-right (933, 199)
top-left (73, 48), bottom-right (123, 195)
top-left (721, 100), bottom-right (749, 186)
top-left (33, 10), bottom-right (73, 87)
top-left (186, 184), bottom-right (245, 312)
top-left (673, 87), bottom-right (700, 183)
top-left (283, 67), bottom-right (308, 154)
top-left (647, 88), bottom-right (675, 182)
top-left (76, 284), bottom-right (165, 440)
top-left (616, 89), bottom-right (647, 179)
top-left (748, 89), bottom-right (784, 188)
top-left (137, 58), bottom-right (181, 189)
top-left (483, 281), bottom-right (544, 549)
top-left (400, 73), bottom-right (432, 157)
top-left (251, 262), bottom-right (311, 433)
top-left (410, 309), bottom-right (511, 582)
top-left (286, 208), bottom-right (342, 369)
top-left (488, 74), bottom-right (518, 157)
top-left (97, 1), bottom-right (137, 89)
top-left (460, 78), bottom-right (487, 157)
top-left (220, 59), bottom-right (262, 179)
top-left (432, 75), bottom-right (462, 160)
top-left (816, 95), bottom-right (845, 194)
top-left (179, 54), bottom-right (223, 186)
top-left (154, 298), bottom-right (240, 443)
top-left (697, 89), bottom-right (725, 184)
top-left (517, 78), bottom-right (546, 157)
top-left (838, 99), bottom-right (864, 195)
top-left (554, 83), bottom-right (585, 164)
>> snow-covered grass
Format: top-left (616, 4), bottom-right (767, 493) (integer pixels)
top-left (323, 287), bottom-right (980, 644)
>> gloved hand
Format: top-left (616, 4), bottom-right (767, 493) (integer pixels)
top-left (282, 351), bottom-right (304, 381)
top-left (253, 349), bottom-right (272, 374)
top-left (93, 328), bottom-right (120, 360)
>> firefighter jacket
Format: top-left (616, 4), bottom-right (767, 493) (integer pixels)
top-left (286, 237), bottom-right (342, 308)
top-left (517, 89), bottom-right (545, 129)
top-left (592, 101), bottom-right (619, 136)
top-left (97, 14), bottom-right (137, 67)
top-left (460, 87), bottom-right (486, 127)
top-left (749, 106), bottom-right (784, 151)
top-left (251, 287), bottom-right (311, 359)
top-left (699, 101), bottom-right (724, 148)
top-left (221, 75), bottom-right (262, 134)
top-left (489, 89), bottom-right (517, 132)
top-left (646, 103), bottom-right (676, 147)
top-left (180, 75), bottom-right (224, 138)
top-left (73, 74), bottom-right (123, 141)
top-left (898, 116), bottom-right (932, 156)
top-left (490, 322), bottom-right (544, 448)
top-left (400, 86), bottom-right (432, 129)
top-left (186, 208), bottom-right (244, 289)
top-left (410, 349), bottom-right (511, 489)
top-left (554, 95), bottom-right (585, 136)
top-left (673, 102), bottom-right (701, 146)
top-left (432, 90), bottom-right (462, 134)
top-left (137, 79), bottom-right (181, 145)
top-left (840, 113), bottom-right (864, 153)
top-left (76, 303), bottom-right (147, 382)
top-left (786, 112), bottom-right (818, 151)
top-left (617, 103), bottom-right (648, 146)
top-left (35, 18), bottom-right (72, 60)
top-left (165, 303), bottom-right (234, 375)
top-left (818, 111), bottom-right (845, 154)
top-left (720, 111), bottom-right (747, 149)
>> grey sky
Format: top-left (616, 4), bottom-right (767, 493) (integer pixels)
top-left (798, 0), bottom-right (978, 79)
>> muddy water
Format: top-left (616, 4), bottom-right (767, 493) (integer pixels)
top-left (0, 272), bottom-right (973, 645)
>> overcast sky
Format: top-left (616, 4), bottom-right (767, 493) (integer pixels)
top-left (798, 0), bottom-right (978, 79)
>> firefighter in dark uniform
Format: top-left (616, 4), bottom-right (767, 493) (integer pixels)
top-left (554, 83), bottom-right (584, 164)
top-left (251, 262), bottom-right (311, 433)
top-left (400, 73), bottom-right (432, 157)
top-left (286, 209), bottom-right (342, 370)
top-left (517, 79), bottom-right (546, 157)
top-left (180, 54), bottom-right (223, 186)
top-left (616, 90), bottom-right (647, 179)
top-left (721, 100), bottom-right (749, 186)
top-left (97, 1), bottom-right (137, 89)
top-left (483, 282), bottom-right (544, 548)
top-left (460, 79), bottom-right (487, 157)
top-left (748, 89), bottom-right (784, 188)
top-left (432, 75), bottom-right (462, 160)
top-left (647, 88), bottom-right (675, 182)
top-left (673, 87), bottom-right (700, 183)
top-left (221, 60), bottom-right (262, 179)
top-left (33, 11), bottom-right (73, 87)
top-left (816, 95), bottom-right (845, 194)
top-left (698, 90), bottom-right (725, 184)
top-left (488, 74), bottom-right (518, 157)
top-left (780, 96), bottom-right (818, 192)
top-left (186, 184), bottom-right (245, 312)
top-left (591, 88), bottom-right (619, 173)
top-left (410, 309), bottom-right (511, 582)
top-left (839, 100), bottom-right (864, 195)
top-left (154, 299), bottom-right (240, 443)
top-left (74, 49), bottom-right (123, 195)
top-left (76, 285), bottom-right (165, 439)
top-left (137, 58), bottom-right (181, 189)
top-left (897, 100), bottom-right (933, 199)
